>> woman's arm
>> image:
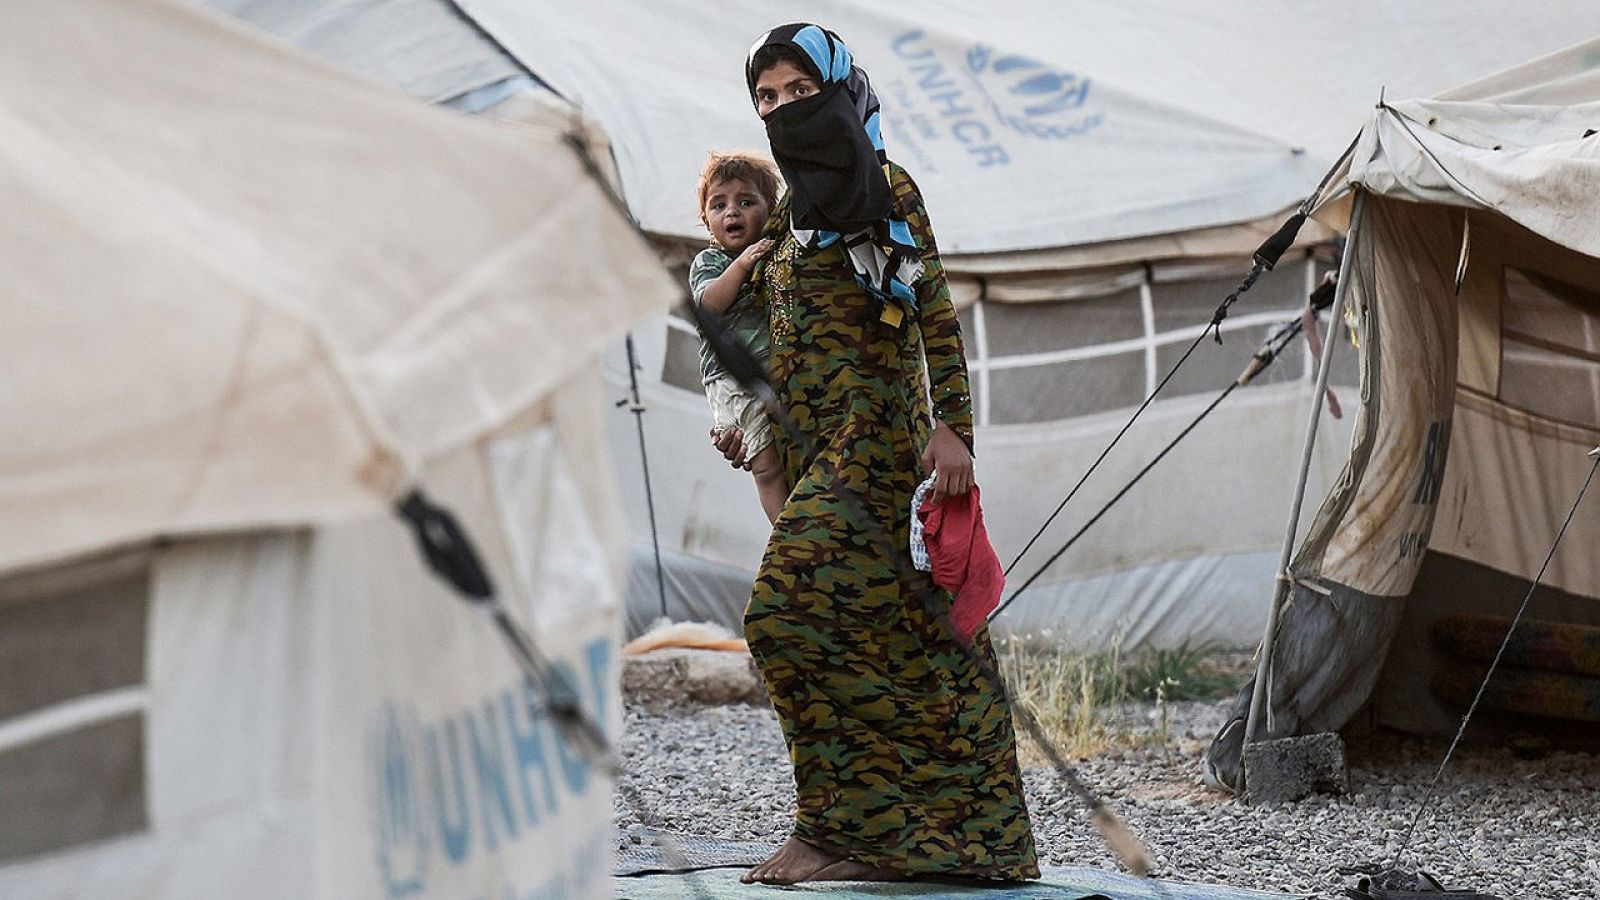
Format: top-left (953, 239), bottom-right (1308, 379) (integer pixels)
top-left (892, 165), bottom-right (976, 498)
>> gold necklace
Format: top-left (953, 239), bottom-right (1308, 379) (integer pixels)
top-left (769, 235), bottom-right (800, 343)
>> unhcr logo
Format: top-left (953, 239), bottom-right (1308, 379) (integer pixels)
top-left (887, 31), bottom-right (1104, 171)
top-left (362, 637), bottom-right (612, 898)
top-left (369, 703), bottom-right (430, 897)
top-left (963, 45), bottom-right (1100, 140)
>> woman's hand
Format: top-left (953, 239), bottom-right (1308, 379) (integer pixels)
top-left (711, 427), bottom-right (752, 470)
top-left (921, 420), bottom-right (973, 503)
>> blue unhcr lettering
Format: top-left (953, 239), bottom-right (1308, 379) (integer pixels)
top-left (370, 705), bottom-right (428, 897)
top-left (370, 635), bottom-right (618, 890)
top-left (425, 722), bottom-right (472, 863)
top-left (891, 30), bottom-right (933, 61)
top-left (467, 699), bottom-right (519, 851)
top-left (582, 637), bottom-right (612, 728)
top-left (549, 660), bottom-right (591, 794)
top-left (503, 681), bottom-right (560, 825)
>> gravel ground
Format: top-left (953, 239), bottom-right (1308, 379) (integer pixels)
top-left (613, 699), bottom-right (1600, 898)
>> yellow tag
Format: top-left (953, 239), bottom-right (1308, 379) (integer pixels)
top-left (879, 303), bottom-right (904, 328)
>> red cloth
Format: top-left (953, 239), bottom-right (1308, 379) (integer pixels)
top-left (917, 485), bottom-right (1004, 643)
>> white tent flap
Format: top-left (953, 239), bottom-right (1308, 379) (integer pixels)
top-left (0, 0), bottom-right (678, 572)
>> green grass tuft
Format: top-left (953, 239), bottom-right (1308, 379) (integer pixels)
top-left (995, 637), bottom-right (1251, 762)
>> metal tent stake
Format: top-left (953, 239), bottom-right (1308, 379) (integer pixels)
top-left (1244, 192), bottom-right (1367, 750)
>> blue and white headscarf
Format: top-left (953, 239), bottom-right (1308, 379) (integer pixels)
top-left (747, 23), bottom-right (924, 317)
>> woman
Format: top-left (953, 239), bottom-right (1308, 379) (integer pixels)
top-left (725, 22), bottom-right (1039, 885)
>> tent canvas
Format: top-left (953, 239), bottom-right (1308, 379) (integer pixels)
top-left (0, 0), bottom-right (677, 895)
top-left (1207, 38), bottom-right (1600, 789)
top-left (444, 3), bottom-right (1600, 650)
top-left (431, 1), bottom-right (1600, 254)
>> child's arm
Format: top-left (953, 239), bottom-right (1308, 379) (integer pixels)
top-left (697, 239), bottom-right (772, 313)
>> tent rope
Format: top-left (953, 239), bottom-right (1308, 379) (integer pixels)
top-left (1001, 137), bottom-right (1358, 580)
top-left (990, 316), bottom-right (1307, 622)
top-left (395, 490), bottom-right (620, 771)
top-left (684, 296), bottom-right (1159, 879)
top-left (557, 123), bottom-right (1354, 892)
top-left (1389, 450), bottom-right (1600, 871)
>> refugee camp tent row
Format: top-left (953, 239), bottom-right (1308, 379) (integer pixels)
top-left (1207, 39), bottom-right (1600, 789)
top-left (0, 0), bottom-right (676, 896)
top-left (210, 0), bottom-right (1600, 652)
top-left (427, 0), bottom-right (1600, 649)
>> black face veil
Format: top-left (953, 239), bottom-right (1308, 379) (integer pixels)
top-left (746, 22), bottom-right (923, 313)
top-left (760, 76), bottom-right (891, 233)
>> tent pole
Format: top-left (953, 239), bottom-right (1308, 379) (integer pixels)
top-left (1244, 191), bottom-right (1368, 751)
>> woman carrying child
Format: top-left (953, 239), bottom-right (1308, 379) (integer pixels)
top-left (720, 22), bottom-right (1039, 886)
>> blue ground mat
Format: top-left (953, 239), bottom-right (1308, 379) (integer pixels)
top-left (613, 831), bottom-right (1310, 899)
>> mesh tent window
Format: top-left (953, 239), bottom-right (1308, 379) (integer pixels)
top-left (0, 554), bottom-right (149, 862)
top-left (658, 255), bottom-right (1341, 425)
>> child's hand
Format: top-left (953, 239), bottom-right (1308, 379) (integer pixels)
top-left (737, 238), bottom-right (773, 271)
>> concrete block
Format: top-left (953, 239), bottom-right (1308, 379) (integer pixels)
top-left (1242, 732), bottom-right (1347, 804)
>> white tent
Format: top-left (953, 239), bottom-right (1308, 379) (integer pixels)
top-left (1206, 38), bottom-right (1600, 789)
top-left (0, 0), bottom-right (675, 895)
top-left (188, 2), bottom-right (1600, 653)
top-left (428, 2), bottom-right (1600, 649)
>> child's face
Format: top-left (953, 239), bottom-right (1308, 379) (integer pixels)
top-left (702, 177), bottom-right (770, 253)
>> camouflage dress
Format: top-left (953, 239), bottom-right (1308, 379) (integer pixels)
top-left (745, 163), bottom-right (1038, 880)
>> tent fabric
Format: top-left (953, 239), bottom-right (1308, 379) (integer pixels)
top-left (200, 0), bottom-right (523, 103)
top-left (0, 0), bottom-right (678, 574)
top-left (1209, 39), bottom-right (1600, 788)
top-left (1439, 37), bottom-right (1600, 106)
top-left (0, 399), bottom-right (626, 897)
top-left (4, 1), bottom-right (660, 895)
top-left (1304, 43), bottom-right (1600, 601)
top-left (453, 1), bottom-right (1600, 253)
top-left (1297, 196), bottom-right (1460, 598)
top-left (1341, 100), bottom-right (1600, 258)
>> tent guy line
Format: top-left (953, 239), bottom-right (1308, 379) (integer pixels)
top-left (1389, 449), bottom-right (1600, 873)
top-left (998, 138), bottom-right (1357, 584)
top-left (686, 290), bottom-right (1161, 882)
top-left (989, 313), bottom-right (1313, 624)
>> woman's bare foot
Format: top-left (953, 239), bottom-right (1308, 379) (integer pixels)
top-left (742, 836), bottom-right (838, 884)
top-left (741, 836), bottom-right (904, 885)
top-left (809, 859), bottom-right (905, 882)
